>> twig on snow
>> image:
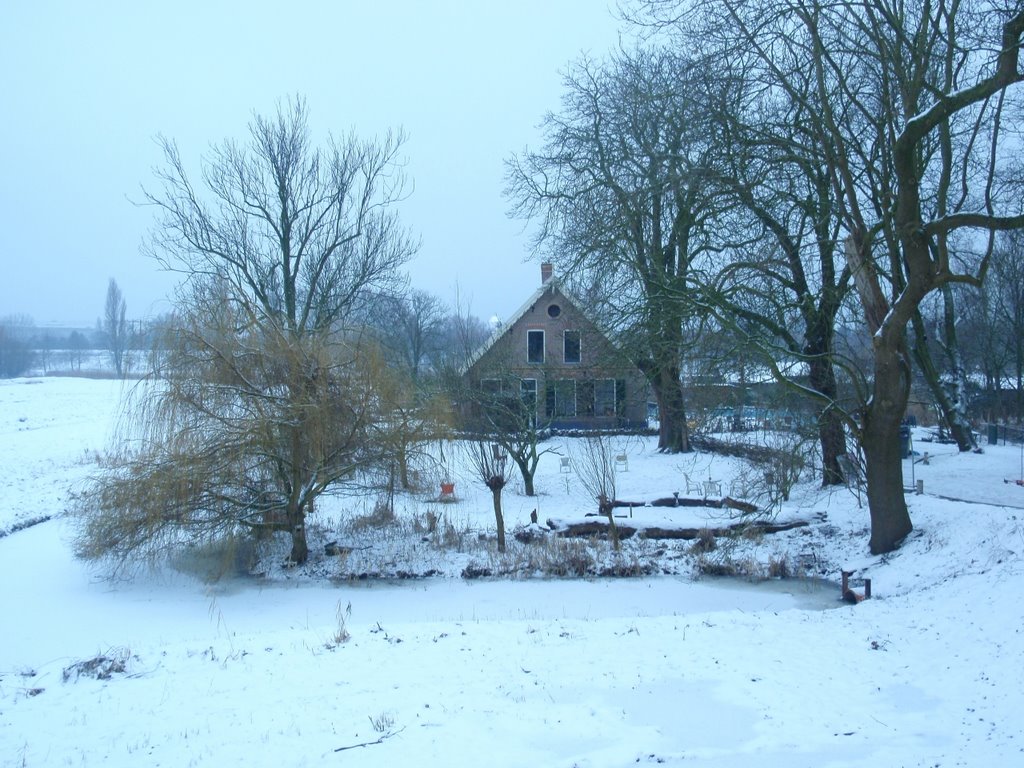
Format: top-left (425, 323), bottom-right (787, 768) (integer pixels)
top-left (333, 727), bottom-right (405, 753)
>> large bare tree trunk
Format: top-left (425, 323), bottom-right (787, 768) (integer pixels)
top-left (863, 338), bottom-right (914, 553)
top-left (846, 237), bottom-right (914, 554)
top-left (645, 361), bottom-right (690, 453)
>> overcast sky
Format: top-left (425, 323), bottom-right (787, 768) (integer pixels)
top-left (1, 1), bottom-right (626, 327)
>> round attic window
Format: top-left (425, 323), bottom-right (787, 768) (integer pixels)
top-left (547, 303), bottom-right (562, 318)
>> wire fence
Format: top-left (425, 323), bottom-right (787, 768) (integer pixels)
top-left (981, 423), bottom-right (1024, 447)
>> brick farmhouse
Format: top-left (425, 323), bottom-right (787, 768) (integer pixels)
top-left (461, 264), bottom-right (648, 430)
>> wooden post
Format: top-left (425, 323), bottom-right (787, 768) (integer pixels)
top-left (916, 479), bottom-right (924, 495)
top-left (864, 579), bottom-right (872, 599)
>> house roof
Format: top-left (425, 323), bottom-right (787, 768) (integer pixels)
top-left (461, 276), bottom-right (625, 376)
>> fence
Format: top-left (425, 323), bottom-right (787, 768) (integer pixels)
top-left (982, 423), bottom-right (1024, 447)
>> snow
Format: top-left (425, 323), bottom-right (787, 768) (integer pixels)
top-left (2, 376), bottom-right (1024, 766)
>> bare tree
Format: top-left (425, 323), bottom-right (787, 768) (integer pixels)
top-left (396, 290), bottom-right (447, 382)
top-left (463, 372), bottom-right (557, 497)
top-left (507, 49), bottom-right (738, 453)
top-left (67, 330), bottom-right (87, 372)
top-left (634, 0), bottom-right (1024, 552)
top-left (434, 288), bottom-right (491, 382)
top-left (366, 288), bottom-right (448, 382)
top-left (0, 315), bottom-right (35, 378)
top-left (991, 231), bottom-right (1024, 422)
top-left (570, 435), bottom-right (621, 550)
top-left (75, 97), bottom-right (417, 567)
top-left (465, 440), bottom-right (516, 552)
top-left (103, 278), bottom-right (128, 377)
top-left (696, 81), bottom-right (854, 485)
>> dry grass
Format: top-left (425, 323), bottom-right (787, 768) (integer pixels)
top-left (62, 648), bottom-right (131, 682)
top-left (348, 500), bottom-right (398, 531)
top-left (689, 527), bottom-right (717, 554)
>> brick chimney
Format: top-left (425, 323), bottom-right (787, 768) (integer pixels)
top-left (541, 262), bottom-right (553, 284)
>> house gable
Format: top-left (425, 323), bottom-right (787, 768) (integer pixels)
top-left (462, 267), bottom-right (648, 429)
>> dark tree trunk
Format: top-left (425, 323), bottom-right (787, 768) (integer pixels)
top-left (523, 474), bottom-right (535, 497)
top-left (845, 237), bottom-right (914, 554)
top-left (646, 362), bottom-right (690, 453)
top-left (806, 345), bottom-right (846, 486)
top-left (398, 445), bottom-right (412, 490)
top-left (598, 495), bottom-right (620, 551)
top-left (287, 506), bottom-right (309, 564)
top-left (285, 416), bottom-right (311, 564)
top-left (863, 330), bottom-right (914, 553)
top-left (514, 457), bottom-right (536, 497)
top-left (818, 405), bottom-right (847, 487)
top-left (863, 397), bottom-right (913, 555)
top-left (490, 487), bottom-right (506, 552)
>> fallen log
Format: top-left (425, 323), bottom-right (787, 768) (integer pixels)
top-left (613, 499), bottom-right (647, 508)
top-left (722, 497), bottom-right (759, 514)
top-left (551, 521), bottom-right (641, 539)
top-left (614, 496), bottom-right (760, 514)
top-left (549, 518), bottom-right (808, 541)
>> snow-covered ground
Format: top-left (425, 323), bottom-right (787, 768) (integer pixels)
top-left (1, 376), bottom-right (1023, 766)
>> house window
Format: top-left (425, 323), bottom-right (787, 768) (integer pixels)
top-left (547, 303), bottom-right (561, 318)
top-left (520, 378), bottom-right (537, 408)
top-left (563, 330), bottom-right (581, 363)
top-left (595, 379), bottom-right (616, 416)
top-left (545, 379), bottom-right (576, 418)
top-left (520, 379), bottom-right (538, 426)
top-left (527, 330), bottom-right (545, 363)
top-left (578, 379), bottom-right (595, 416)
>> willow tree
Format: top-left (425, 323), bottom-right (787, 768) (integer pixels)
top-left (75, 98), bottom-right (416, 567)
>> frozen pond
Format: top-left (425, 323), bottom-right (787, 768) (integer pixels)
top-left (1, 519), bottom-right (841, 670)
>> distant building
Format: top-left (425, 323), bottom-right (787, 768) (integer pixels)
top-left (461, 264), bottom-right (647, 430)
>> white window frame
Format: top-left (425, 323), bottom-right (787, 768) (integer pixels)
top-left (520, 378), bottom-right (538, 404)
top-left (554, 378), bottom-right (577, 418)
top-left (594, 378), bottom-right (616, 416)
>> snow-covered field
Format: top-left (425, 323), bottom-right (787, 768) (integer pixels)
top-left (1, 377), bottom-right (1023, 766)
